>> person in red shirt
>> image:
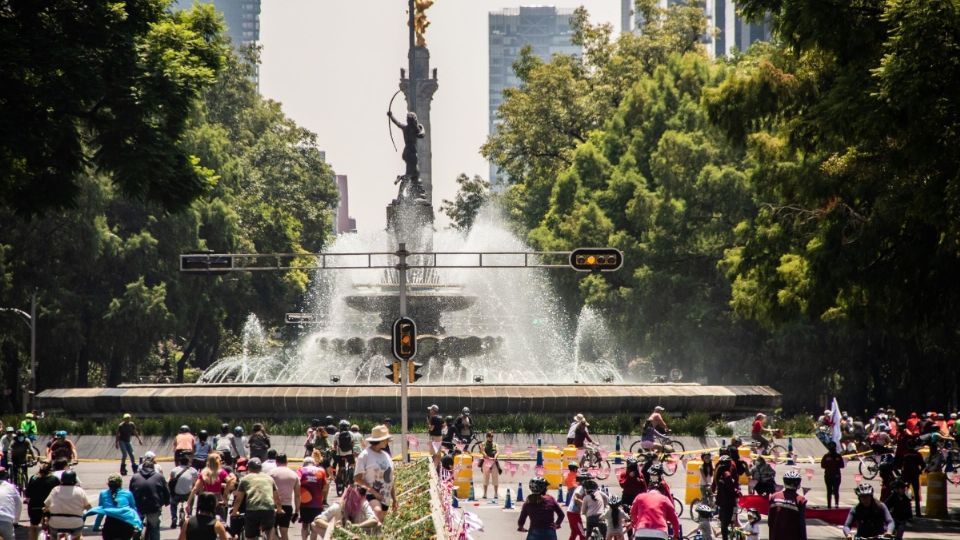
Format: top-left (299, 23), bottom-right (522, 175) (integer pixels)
top-left (297, 456), bottom-right (328, 539)
top-left (629, 490), bottom-right (680, 540)
top-left (618, 458), bottom-right (647, 508)
top-left (905, 412), bottom-right (920, 435)
top-left (768, 470), bottom-right (807, 540)
top-left (712, 456), bottom-right (741, 540)
top-left (751, 413), bottom-right (777, 453)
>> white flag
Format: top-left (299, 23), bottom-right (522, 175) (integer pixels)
top-left (830, 397), bottom-right (842, 445)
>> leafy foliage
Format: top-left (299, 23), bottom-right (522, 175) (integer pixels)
top-left (440, 174), bottom-right (490, 232)
top-left (484, 0), bottom-right (960, 412)
top-left (0, 26), bottom-right (337, 407)
top-left (0, 0), bottom-right (228, 215)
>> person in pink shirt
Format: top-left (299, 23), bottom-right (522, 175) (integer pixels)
top-left (629, 490), bottom-right (680, 540)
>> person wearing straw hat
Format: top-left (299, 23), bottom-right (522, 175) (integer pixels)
top-left (354, 425), bottom-right (396, 522)
top-left (572, 415), bottom-right (594, 450)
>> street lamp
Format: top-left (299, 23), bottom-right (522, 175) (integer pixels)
top-left (0, 290), bottom-right (36, 412)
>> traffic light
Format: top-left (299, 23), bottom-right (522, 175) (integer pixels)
top-left (385, 360), bottom-right (402, 384)
top-left (569, 248), bottom-right (624, 272)
top-left (180, 251), bottom-right (233, 275)
top-left (409, 361), bottom-right (424, 383)
top-left (392, 317), bottom-right (417, 360)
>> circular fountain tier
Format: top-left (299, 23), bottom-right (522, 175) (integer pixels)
top-left (312, 334), bottom-right (502, 359)
top-left (344, 283), bottom-right (477, 334)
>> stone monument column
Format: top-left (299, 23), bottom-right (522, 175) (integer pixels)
top-left (400, 46), bottom-right (438, 204)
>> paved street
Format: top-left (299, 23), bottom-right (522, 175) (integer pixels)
top-left (11, 457), bottom-right (960, 539)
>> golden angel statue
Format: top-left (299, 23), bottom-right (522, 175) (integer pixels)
top-left (413, 0), bottom-right (434, 47)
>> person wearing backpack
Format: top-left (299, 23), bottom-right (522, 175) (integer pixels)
top-left (247, 424), bottom-right (271, 462)
top-left (169, 455), bottom-right (198, 528)
top-left (129, 459), bottom-right (171, 540)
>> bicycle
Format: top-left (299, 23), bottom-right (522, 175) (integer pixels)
top-left (12, 457), bottom-right (37, 494)
top-left (638, 450), bottom-right (681, 477)
top-left (579, 443), bottom-right (611, 480)
top-left (334, 455), bottom-right (356, 496)
top-left (689, 499), bottom-right (742, 523)
top-left (747, 429), bottom-right (788, 461)
top-left (630, 431), bottom-right (686, 455)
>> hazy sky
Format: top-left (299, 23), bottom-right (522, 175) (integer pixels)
top-left (259, 1), bottom-right (620, 233)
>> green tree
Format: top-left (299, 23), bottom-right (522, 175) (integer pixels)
top-left (440, 174), bottom-right (490, 232)
top-left (0, 0), bottom-right (228, 215)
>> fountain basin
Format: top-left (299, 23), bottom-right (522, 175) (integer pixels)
top-left (37, 383), bottom-right (781, 416)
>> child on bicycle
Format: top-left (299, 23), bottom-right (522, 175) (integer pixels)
top-left (580, 478), bottom-right (608, 539)
top-left (603, 495), bottom-right (629, 540)
top-left (743, 508), bottom-right (761, 540)
top-left (686, 504), bottom-right (718, 539)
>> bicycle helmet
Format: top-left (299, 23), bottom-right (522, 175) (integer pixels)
top-left (854, 483), bottom-right (874, 496)
top-left (625, 457), bottom-right (639, 470)
top-left (746, 508), bottom-right (761, 521)
top-left (179, 425), bottom-right (190, 433)
top-left (568, 461), bottom-right (579, 471)
top-left (718, 454), bottom-right (731, 463)
top-left (648, 463), bottom-right (664, 478)
top-left (583, 478), bottom-right (599, 493)
top-left (221, 423), bottom-right (230, 433)
top-left (55, 430), bottom-right (67, 438)
top-left (233, 426), bottom-right (244, 435)
top-left (783, 469), bottom-right (802, 488)
top-left (695, 503), bottom-right (713, 516)
top-left (4, 427), bottom-right (13, 434)
top-left (444, 415), bottom-right (454, 424)
top-left (311, 418), bottom-right (321, 427)
top-left (338, 419), bottom-right (350, 430)
top-left (462, 407), bottom-right (470, 415)
top-left (528, 477), bottom-right (549, 495)
top-left (730, 436), bottom-right (742, 446)
top-left (199, 429), bottom-right (208, 437)
top-left (575, 472), bottom-right (594, 483)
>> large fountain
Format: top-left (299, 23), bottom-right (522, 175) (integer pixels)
top-left (36, 3), bottom-right (780, 416)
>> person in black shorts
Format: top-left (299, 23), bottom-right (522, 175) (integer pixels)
top-left (427, 405), bottom-right (443, 451)
top-left (231, 458), bottom-right (282, 540)
top-left (24, 462), bottom-right (59, 540)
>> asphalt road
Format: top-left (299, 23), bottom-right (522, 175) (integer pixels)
top-left (10, 459), bottom-right (960, 539)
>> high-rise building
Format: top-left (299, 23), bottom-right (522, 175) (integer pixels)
top-left (334, 175), bottom-right (357, 235)
top-left (488, 6), bottom-right (581, 187)
top-left (705, 0), bottom-right (771, 58)
top-left (174, 0), bottom-right (261, 82)
top-left (621, 0), bottom-right (771, 59)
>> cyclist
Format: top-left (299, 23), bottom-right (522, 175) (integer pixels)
top-left (8, 429), bottom-right (37, 489)
top-left (749, 456), bottom-right (776, 496)
top-left (230, 426), bottom-right (247, 462)
top-left (193, 430), bottom-right (212, 471)
top-left (24, 461), bottom-right (58, 540)
top-left (843, 483), bottom-right (894, 539)
top-left (169, 454), bottom-right (198, 528)
top-left (88, 473), bottom-right (141, 539)
top-left (568, 472), bottom-right (591, 540)
top-left (174, 425), bottom-right (195, 464)
top-left (647, 464), bottom-right (673, 502)
top-left (333, 420), bottom-right (357, 485)
top-left (698, 453), bottom-right (714, 507)
top-left (0, 427), bottom-right (15, 468)
top-left (883, 479), bottom-right (911, 540)
top-left (572, 415), bottom-right (595, 450)
top-left (116, 413), bottom-right (143, 476)
top-left (689, 504), bottom-right (717, 539)
top-left (247, 423), bottom-right (271, 461)
top-left (45, 470), bottom-right (90, 540)
top-left (297, 456), bottom-right (328, 539)
top-left (517, 477), bottom-right (565, 539)
top-left (640, 406), bottom-right (669, 452)
top-left (604, 495), bottom-right (630, 540)
top-left (581, 477), bottom-right (609, 540)
top-left (20, 412), bottom-right (38, 442)
top-left (649, 406), bottom-right (669, 432)
top-left (712, 455), bottom-right (740, 540)
top-left (750, 413), bottom-right (776, 454)
top-left (48, 430), bottom-right (77, 463)
top-left (768, 470), bottom-right (807, 540)
top-left (213, 424), bottom-right (233, 464)
top-left (743, 508), bottom-right (761, 540)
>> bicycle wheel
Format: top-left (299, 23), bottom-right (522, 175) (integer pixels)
top-left (769, 444), bottom-right (788, 462)
top-left (629, 439), bottom-right (645, 454)
top-left (335, 467), bottom-right (346, 496)
top-left (588, 527), bottom-right (604, 540)
top-left (690, 498), bottom-right (702, 522)
top-left (665, 439), bottom-right (685, 453)
top-left (859, 456), bottom-right (879, 480)
top-left (469, 440), bottom-right (483, 456)
top-left (672, 495), bottom-right (684, 517)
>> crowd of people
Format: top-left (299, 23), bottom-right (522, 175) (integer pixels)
top-left (0, 405), bottom-right (957, 540)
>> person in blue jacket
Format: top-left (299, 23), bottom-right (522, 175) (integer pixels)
top-left (88, 474), bottom-right (142, 540)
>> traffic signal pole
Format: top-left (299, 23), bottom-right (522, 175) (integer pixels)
top-left (396, 243), bottom-right (410, 463)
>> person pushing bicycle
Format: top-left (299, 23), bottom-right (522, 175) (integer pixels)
top-left (8, 430), bottom-right (36, 490)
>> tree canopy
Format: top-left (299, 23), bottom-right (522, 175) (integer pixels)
top-left (484, 0), bottom-right (960, 410)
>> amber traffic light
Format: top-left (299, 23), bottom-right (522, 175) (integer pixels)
top-left (392, 317), bottom-right (417, 361)
top-left (569, 248), bottom-right (624, 272)
top-left (385, 360), bottom-right (402, 384)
